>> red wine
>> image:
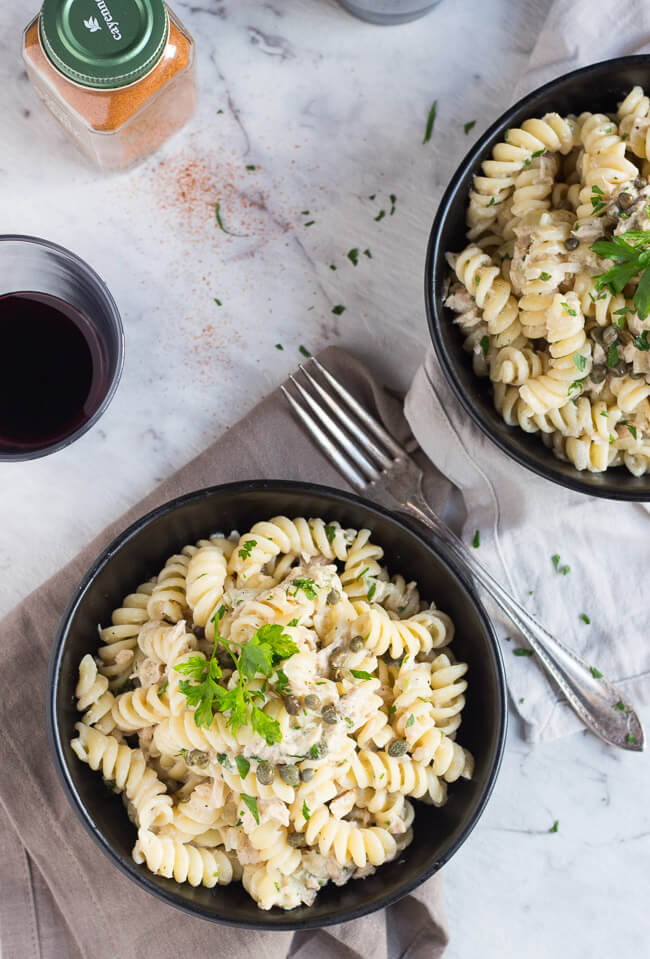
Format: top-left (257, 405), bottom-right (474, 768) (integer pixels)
top-left (0, 292), bottom-right (103, 451)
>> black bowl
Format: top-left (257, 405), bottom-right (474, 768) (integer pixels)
top-left (48, 480), bottom-right (506, 929)
top-left (426, 55), bottom-right (650, 501)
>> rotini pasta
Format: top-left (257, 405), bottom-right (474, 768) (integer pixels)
top-left (71, 519), bottom-right (472, 910)
top-left (446, 89), bottom-right (650, 474)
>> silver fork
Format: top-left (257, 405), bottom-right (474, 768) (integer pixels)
top-left (282, 356), bottom-right (644, 752)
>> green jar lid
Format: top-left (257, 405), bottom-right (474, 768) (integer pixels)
top-left (39, 0), bottom-right (169, 89)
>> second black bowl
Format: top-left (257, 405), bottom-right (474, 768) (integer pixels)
top-left (48, 480), bottom-right (506, 929)
top-left (426, 56), bottom-right (650, 501)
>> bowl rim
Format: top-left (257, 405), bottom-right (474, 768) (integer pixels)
top-left (425, 54), bottom-right (650, 502)
top-left (47, 478), bottom-right (507, 930)
top-left (0, 233), bottom-right (125, 462)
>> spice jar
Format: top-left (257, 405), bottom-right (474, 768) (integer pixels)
top-left (22, 0), bottom-right (196, 172)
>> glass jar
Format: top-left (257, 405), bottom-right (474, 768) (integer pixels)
top-left (22, 0), bottom-right (196, 172)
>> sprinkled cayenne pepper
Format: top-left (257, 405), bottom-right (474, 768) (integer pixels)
top-left (22, 0), bottom-right (196, 171)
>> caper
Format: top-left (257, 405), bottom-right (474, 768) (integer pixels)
top-left (611, 362), bottom-right (628, 377)
top-left (256, 761), bottom-right (274, 785)
top-left (287, 830), bottom-right (306, 847)
top-left (322, 705), bottom-right (338, 724)
top-left (564, 235), bottom-right (580, 251)
top-left (349, 636), bottom-right (364, 652)
top-left (635, 176), bottom-right (647, 190)
top-left (192, 624), bottom-right (205, 639)
top-left (304, 693), bottom-right (320, 710)
top-left (588, 327), bottom-right (605, 344)
top-left (187, 749), bottom-right (209, 767)
top-left (329, 651), bottom-right (346, 669)
top-left (387, 739), bottom-right (408, 757)
top-left (326, 589), bottom-right (340, 606)
top-left (311, 740), bottom-right (328, 758)
top-left (590, 364), bottom-right (607, 384)
top-left (617, 191), bottom-right (635, 210)
top-left (216, 648), bottom-right (232, 669)
top-left (602, 326), bottom-right (619, 346)
top-left (284, 694), bottom-right (301, 715)
top-left (279, 764), bottom-right (300, 786)
top-left (300, 767), bottom-right (315, 782)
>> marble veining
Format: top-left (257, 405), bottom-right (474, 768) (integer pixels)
top-left (1, 1), bottom-right (648, 955)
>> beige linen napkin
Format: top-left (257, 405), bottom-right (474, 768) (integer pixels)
top-left (406, 0), bottom-right (650, 742)
top-left (0, 347), bottom-right (452, 959)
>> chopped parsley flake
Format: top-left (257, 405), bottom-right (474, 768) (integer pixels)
top-left (480, 335), bottom-right (490, 355)
top-left (215, 201), bottom-right (248, 237)
top-left (302, 800), bottom-right (311, 820)
top-left (590, 666), bottom-right (603, 678)
top-left (513, 648), bottom-right (534, 657)
top-left (574, 353), bottom-right (586, 372)
top-left (626, 733), bottom-right (638, 744)
top-left (350, 669), bottom-right (374, 681)
top-left (332, 304), bottom-right (346, 315)
top-left (238, 539), bottom-right (257, 561)
top-left (472, 530), bottom-right (480, 548)
top-left (580, 613), bottom-right (591, 624)
top-left (299, 345), bottom-right (312, 357)
top-left (463, 120), bottom-right (476, 135)
top-left (423, 99), bottom-right (437, 144)
top-left (291, 577), bottom-right (318, 600)
top-left (539, 271), bottom-right (551, 281)
top-left (347, 248), bottom-right (359, 266)
top-left (374, 210), bottom-right (386, 222)
top-left (549, 820), bottom-right (559, 833)
top-left (235, 755), bottom-right (250, 779)
top-left (406, 714), bottom-right (415, 728)
top-left (241, 794), bottom-right (260, 825)
top-left (275, 343), bottom-right (284, 350)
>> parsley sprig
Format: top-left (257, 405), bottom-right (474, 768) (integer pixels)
top-left (174, 609), bottom-right (298, 743)
top-left (591, 231), bottom-right (650, 320)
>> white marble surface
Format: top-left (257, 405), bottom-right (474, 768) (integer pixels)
top-left (1, 0), bottom-right (649, 955)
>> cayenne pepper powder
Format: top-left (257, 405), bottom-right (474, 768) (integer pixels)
top-left (22, 0), bottom-right (196, 171)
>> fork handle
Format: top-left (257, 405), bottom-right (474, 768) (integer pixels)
top-left (403, 495), bottom-right (643, 749)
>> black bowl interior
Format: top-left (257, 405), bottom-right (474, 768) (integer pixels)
top-left (48, 480), bottom-right (506, 930)
top-left (426, 55), bottom-right (650, 501)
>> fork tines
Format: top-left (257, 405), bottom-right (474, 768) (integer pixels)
top-left (281, 357), bottom-right (406, 490)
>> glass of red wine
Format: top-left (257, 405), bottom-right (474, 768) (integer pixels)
top-left (0, 236), bottom-right (124, 460)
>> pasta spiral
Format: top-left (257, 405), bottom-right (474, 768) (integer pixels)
top-left (133, 829), bottom-right (235, 886)
top-left (293, 805), bottom-right (397, 869)
top-left (337, 750), bottom-right (447, 806)
top-left (186, 545), bottom-right (228, 637)
top-left (75, 653), bottom-right (116, 734)
top-left (111, 684), bottom-right (171, 732)
top-left (451, 245), bottom-right (522, 344)
top-left (71, 724), bottom-right (172, 829)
